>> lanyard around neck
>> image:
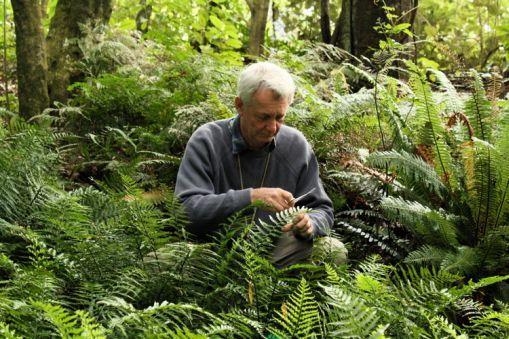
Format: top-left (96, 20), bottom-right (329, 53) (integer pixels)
top-left (237, 152), bottom-right (271, 224)
top-left (237, 152), bottom-right (271, 190)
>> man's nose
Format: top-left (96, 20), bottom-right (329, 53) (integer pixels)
top-left (266, 120), bottom-right (278, 134)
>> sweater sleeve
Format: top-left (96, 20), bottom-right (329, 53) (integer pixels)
top-left (175, 126), bottom-right (252, 236)
top-left (295, 141), bottom-right (334, 237)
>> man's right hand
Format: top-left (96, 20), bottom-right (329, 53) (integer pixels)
top-left (251, 187), bottom-right (294, 212)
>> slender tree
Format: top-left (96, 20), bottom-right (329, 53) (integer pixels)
top-left (320, 0), bottom-right (332, 44)
top-left (245, 0), bottom-right (270, 57)
top-left (46, 0), bottom-right (113, 104)
top-left (3, 0), bottom-right (10, 110)
top-left (328, 0), bottom-right (418, 58)
top-left (10, 0), bottom-right (49, 119)
top-left (9, 0), bottom-right (113, 118)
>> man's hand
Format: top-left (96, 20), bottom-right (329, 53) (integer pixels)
top-left (282, 213), bottom-right (314, 239)
top-left (251, 187), bottom-right (294, 212)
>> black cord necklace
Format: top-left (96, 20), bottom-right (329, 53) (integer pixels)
top-left (237, 152), bottom-right (271, 223)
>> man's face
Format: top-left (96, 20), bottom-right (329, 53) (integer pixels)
top-left (235, 88), bottom-right (290, 150)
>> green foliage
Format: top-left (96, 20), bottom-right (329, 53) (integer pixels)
top-left (111, 0), bottom-right (246, 63)
top-left (407, 61), bottom-right (458, 189)
top-left (344, 63), bottom-right (509, 280)
top-left (414, 0), bottom-right (509, 70)
top-left (0, 118), bottom-right (61, 223)
top-left (0, 119), bottom-right (507, 337)
top-left (270, 278), bottom-right (320, 338)
top-left (69, 74), bottom-right (174, 131)
top-left (3, 1), bottom-right (509, 334)
top-left (31, 301), bottom-right (107, 338)
top-left (366, 149), bottom-right (446, 201)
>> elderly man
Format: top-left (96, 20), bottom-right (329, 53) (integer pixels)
top-left (175, 61), bottom-right (345, 267)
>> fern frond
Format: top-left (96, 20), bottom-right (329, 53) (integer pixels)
top-left (398, 265), bottom-right (463, 290)
top-left (240, 248), bottom-right (280, 320)
top-left (493, 112), bottom-right (509, 228)
top-left (0, 122), bottom-right (60, 222)
top-left (464, 70), bottom-right (494, 142)
top-left (143, 242), bottom-right (220, 302)
top-left (341, 63), bottom-right (377, 87)
top-left (31, 301), bottom-right (106, 338)
top-left (404, 244), bottom-right (451, 266)
top-left (407, 62), bottom-right (457, 189)
top-left (100, 298), bottom-right (219, 337)
top-left (135, 150), bottom-right (180, 169)
top-left (337, 209), bottom-right (384, 219)
top-left (476, 226), bottom-right (509, 273)
top-left (461, 138), bottom-right (498, 240)
top-left (366, 149), bottom-right (446, 199)
top-left (428, 68), bottom-right (463, 115)
top-left (320, 283), bottom-right (381, 337)
top-left (163, 327), bottom-right (209, 338)
top-left (323, 263), bottom-right (344, 286)
top-left (381, 196), bottom-right (459, 248)
top-left (339, 220), bottom-right (402, 258)
top-left (70, 186), bottom-right (121, 223)
top-left (440, 246), bottom-right (482, 275)
top-left (218, 310), bottom-right (265, 338)
top-left (450, 274), bottom-right (509, 299)
top-left (269, 206), bottom-right (313, 227)
top-left (426, 313), bottom-right (464, 338)
top-left (224, 206), bottom-right (313, 260)
top-left (113, 300), bottom-right (220, 337)
top-left (160, 191), bottom-right (191, 240)
top-left (467, 309), bottom-right (509, 337)
top-left (0, 322), bottom-right (22, 339)
top-left (270, 278), bottom-right (320, 338)
top-left (391, 269), bottom-right (453, 319)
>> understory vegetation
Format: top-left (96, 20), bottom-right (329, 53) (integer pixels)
top-left (1, 24), bottom-right (509, 338)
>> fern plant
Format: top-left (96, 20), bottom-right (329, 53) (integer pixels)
top-left (269, 278), bottom-right (321, 338)
top-left (319, 257), bottom-right (509, 338)
top-left (356, 65), bottom-right (509, 282)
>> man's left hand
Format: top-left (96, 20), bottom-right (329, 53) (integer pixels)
top-left (281, 213), bottom-right (314, 239)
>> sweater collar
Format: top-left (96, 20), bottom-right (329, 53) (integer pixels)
top-left (229, 115), bottom-right (276, 155)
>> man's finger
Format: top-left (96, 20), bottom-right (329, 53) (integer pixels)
top-left (282, 222), bottom-right (292, 232)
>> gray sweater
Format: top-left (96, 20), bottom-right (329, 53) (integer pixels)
top-left (175, 116), bottom-right (334, 266)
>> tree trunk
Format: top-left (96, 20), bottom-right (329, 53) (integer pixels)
top-left (332, 0), bottom-right (417, 58)
top-left (46, 0), bottom-right (112, 104)
top-left (320, 0), bottom-right (331, 44)
top-left (246, 0), bottom-right (270, 57)
top-left (10, 0), bottom-right (49, 119)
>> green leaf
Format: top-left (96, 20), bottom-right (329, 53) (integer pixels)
top-left (209, 14), bottom-right (226, 31)
top-left (224, 38), bottom-right (242, 48)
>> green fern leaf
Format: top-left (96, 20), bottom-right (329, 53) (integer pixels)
top-left (270, 278), bottom-right (320, 338)
top-left (464, 70), bottom-right (493, 142)
top-left (404, 244), bottom-right (451, 266)
top-left (0, 322), bottom-right (23, 339)
top-left (428, 69), bottom-right (463, 115)
top-left (31, 301), bottom-right (82, 338)
top-left (380, 196), bottom-right (459, 248)
top-left (366, 149), bottom-right (446, 199)
top-left (321, 283), bottom-right (381, 337)
top-left (407, 61), bottom-right (457, 189)
top-left (493, 112), bottom-right (509, 228)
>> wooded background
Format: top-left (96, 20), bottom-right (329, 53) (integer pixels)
top-left (0, 1), bottom-right (508, 337)
top-left (2, 0), bottom-right (509, 117)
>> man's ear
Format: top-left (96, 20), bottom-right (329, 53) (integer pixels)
top-left (234, 96), bottom-right (243, 114)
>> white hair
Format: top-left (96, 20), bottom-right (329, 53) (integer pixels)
top-left (237, 61), bottom-right (296, 105)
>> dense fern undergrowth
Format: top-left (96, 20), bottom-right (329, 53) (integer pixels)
top-left (1, 31), bottom-right (509, 337)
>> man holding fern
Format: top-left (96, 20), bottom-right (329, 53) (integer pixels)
top-left (175, 61), bottom-right (345, 267)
